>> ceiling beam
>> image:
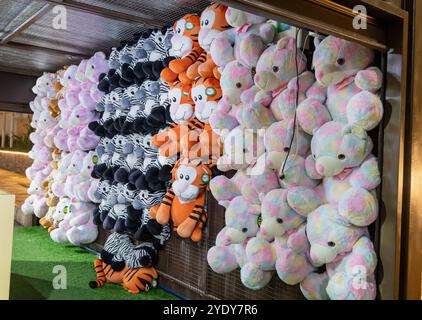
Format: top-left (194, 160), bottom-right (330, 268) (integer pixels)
top-left (41, 0), bottom-right (165, 27)
top-left (0, 4), bottom-right (52, 44)
top-left (0, 66), bottom-right (42, 77)
top-left (0, 102), bottom-right (31, 114)
top-left (4, 41), bottom-right (89, 60)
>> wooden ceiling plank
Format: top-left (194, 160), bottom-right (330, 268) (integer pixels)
top-left (0, 4), bottom-right (52, 44)
top-left (41, 0), bottom-right (165, 27)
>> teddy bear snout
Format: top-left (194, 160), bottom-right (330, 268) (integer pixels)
top-left (315, 156), bottom-right (344, 177)
top-left (254, 71), bottom-right (277, 91)
top-left (310, 243), bottom-right (338, 266)
top-left (225, 227), bottom-right (246, 243)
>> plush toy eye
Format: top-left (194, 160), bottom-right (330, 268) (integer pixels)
top-left (198, 94), bottom-right (202, 100)
top-left (283, 147), bottom-right (290, 152)
top-left (176, 27), bottom-right (181, 33)
top-left (193, 97), bottom-right (197, 102)
top-left (276, 218), bottom-right (283, 224)
top-left (185, 175), bottom-right (190, 180)
top-left (158, 37), bottom-right (162, 42)
top-left (279, 174), bottom-right (285, 180)
top-left (179, 174), bottom-right (184, 179)
top-left (185, 22), bottom-right (194, 30)
top-left (327, 241), bottom-right (336, 247)
top-left (91, 65), bottom-right (95, 69)
top-left (172, 97), bottom-right (177, 102)
top-left (337, 58), bottom-right (345, 66)
top-left (272, 66), bottom-right (279, 73)
top-left (235, 82), bottom-right (242, 88)
top-left (76, 115), bottom-right (80, 118)
top-left (338, 154), bottom-right (346, 160)
top-left (312, 154), bottom-right (316, 160)
top-left (205, 20), bottom-right (209, 26)
top-left (242, 227), bottom-right (248, 233)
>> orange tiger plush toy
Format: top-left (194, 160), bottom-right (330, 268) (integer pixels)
top-left (161, 14), bottom-right (203, 85)
top-left (168, 81), bottom-right (195, 124)
top-left (189, 77), bottom-right (223, 161)
top-left (150, 159), bottom-right (212, 242)
top-left (188, 3), bottom-right (230, 80)
top-left (90, 259), bottom-right (158, 294)
top-left (152, 120), bottom-right (203, 159)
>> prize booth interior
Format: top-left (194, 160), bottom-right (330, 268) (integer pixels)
top-left (0, 0), bottom-right (420, 300)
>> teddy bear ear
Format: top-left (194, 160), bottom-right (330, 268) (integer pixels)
top-left (342, 124), bottom-right (367, 140)
top-left (276, 36), bottom-right (292, 50)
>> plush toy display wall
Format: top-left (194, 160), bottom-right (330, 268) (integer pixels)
top-left (22, 2), bottom-right (384, 300)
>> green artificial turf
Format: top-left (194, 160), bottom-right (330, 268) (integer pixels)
top-left (10, 226), bottom-right (178, 300)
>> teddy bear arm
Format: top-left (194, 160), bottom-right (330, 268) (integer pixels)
top-left (355, 67), bottom-right (383, 92)
top-left (210, 31), bottom-right (236, 68)
top-left (287, 224), bottom-right (310, 253)
top-left (338, 187), bottom-right (378, 227)
top-left (350, 156), bottom-right (381, 190)
top-left (69, 211), bottom-right (90, 227)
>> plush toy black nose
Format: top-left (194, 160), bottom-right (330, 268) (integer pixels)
top-left (337, 58), bottom-right (345, 66)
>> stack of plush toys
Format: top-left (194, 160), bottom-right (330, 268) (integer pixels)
top-left (22, 71), bottom-right (63, 221)
top-left (206, 7), bottom-right (383, 300)
top-left (46, 52), bottom-right (110, 245)
top-left (22, 2), bottom-right (384, 300)
top-left (87, 27), bottom-right (179, 294)
top-left (22, 52), bottom-right (111, 246)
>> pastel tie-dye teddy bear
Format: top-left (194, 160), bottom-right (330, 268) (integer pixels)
top-left (206, 199), bottom-right (274, 290)
top-left (283, 121), bottom-right (381, 300)
top-left (300, 205), bottom-right (377, 300)
top-left (297, 35), bottom-right (383, 135)
top-left (210, 7), bottom-right (276, 71)
top-left (240, 152), bottom-right (321, 288)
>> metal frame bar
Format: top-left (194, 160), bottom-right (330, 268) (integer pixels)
top-left (0, 3), bottom-right (52, 44)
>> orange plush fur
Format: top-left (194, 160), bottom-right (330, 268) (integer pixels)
top-left (161, 14), bottom-right (203, 85)
top-left (150, 159), bottom-right (212, 242)
top-left (90, 259), bottom-right (158, 294)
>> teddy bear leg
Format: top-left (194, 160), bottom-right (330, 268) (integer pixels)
top-left (240, 263), bottom-right (273, 290)
top-left (207, 245), bottom-right (240, 274)
top-left (275, 248), bottom-right (314, 285)
top-left (300, 272), bottom-right (330, 300)
top-left (338, 187), bottom-right (378, 227)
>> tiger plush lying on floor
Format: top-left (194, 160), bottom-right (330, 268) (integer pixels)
top-left (89, 233), bottom-right (158, 294)
top-left (89, 259), bottom-right (158, 294)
